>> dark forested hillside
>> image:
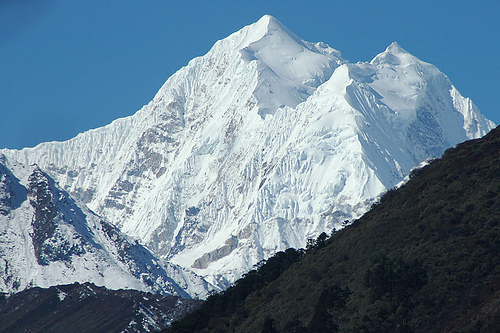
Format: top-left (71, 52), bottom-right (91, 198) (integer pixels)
top-left (0, 282), bottom-right (202, 333)
top-left (169, 126), bottom-right (500, 332)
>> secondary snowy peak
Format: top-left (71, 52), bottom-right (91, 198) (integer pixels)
top-left (367, 42), bottom-right (494, 153)
top-left (0, 16), bottom-right (494, 291)
top-left (385, 41), bottom-right (406, 52)
top-left (0, 160), bottom-right (215, 298)
top-left (371, 41), bottom-right (418, 65)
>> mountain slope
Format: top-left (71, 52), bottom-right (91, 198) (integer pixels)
top-left (0, 160), bottom-right (214, 298)
top-left (0, 282), bottom-right (202, 333)
top-left (170, 125), bottom-right (500, 332)
top-left (0, 15), bottom-right (494, 288)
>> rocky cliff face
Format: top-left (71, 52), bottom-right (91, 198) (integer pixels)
top-left (28, 167), bottom-right (78, 265)
top-left (1, 15), bottom-right (494, 289)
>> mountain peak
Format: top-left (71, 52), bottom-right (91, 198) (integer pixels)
top-left (385, 41), bottom-right (408, 54)
top-left (257, 15), bottom-right (289, 35)
top-left (229, 15), bottom-right (345, 115)
top-left (256, 14), bottom-right (279, 27)
top-left (370, 41), bottom-right (420, 67)
top-left (240, 14), bottom-right (298, 48)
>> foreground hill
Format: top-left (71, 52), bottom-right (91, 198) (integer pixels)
top-left (0, 282), bottom-right (202, 333)
top-left (169, 126), bottom-right (500, 332)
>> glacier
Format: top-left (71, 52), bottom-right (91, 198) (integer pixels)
top-left (0, 15), bottom-right (494, 293)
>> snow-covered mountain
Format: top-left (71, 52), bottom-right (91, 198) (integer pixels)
top-left (1, 15), bottom-right (494, 290)
top-left (0, 159), bottom-right (214, 298)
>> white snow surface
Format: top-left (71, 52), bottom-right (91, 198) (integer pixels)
top-left (1, 16), bottom-right (494, 291)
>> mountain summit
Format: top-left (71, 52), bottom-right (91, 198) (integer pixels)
top-left (0, 15), bottom-right (494, 292)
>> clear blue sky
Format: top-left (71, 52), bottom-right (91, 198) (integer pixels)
top-left (1, 0), bottom-right (499, 149)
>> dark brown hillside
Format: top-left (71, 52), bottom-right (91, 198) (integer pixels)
top-left (170, 126), bottom-right (500, 332)
top-left (0, 282), bottom-right (202, 333)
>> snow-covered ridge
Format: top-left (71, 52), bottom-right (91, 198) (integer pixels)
top-left (1, 15), bottom-right (494, 292)
top-left (0, 159), bottom-right (216, 298)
